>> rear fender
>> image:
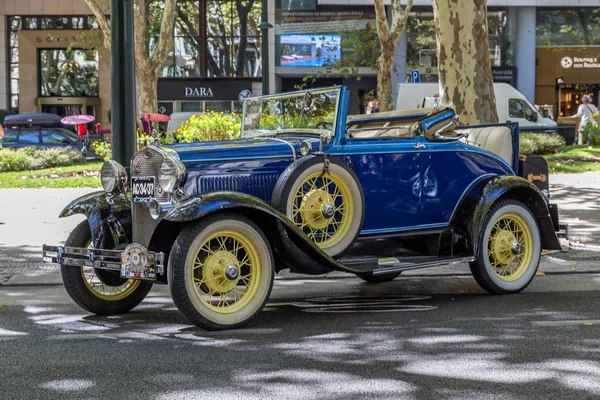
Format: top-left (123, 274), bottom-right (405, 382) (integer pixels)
top-left (452, 176), bottom-right (562, 257)
top-left (59, 191), bottom-right (131, 249)
top-left (163, 192), bottom-right (343, 272)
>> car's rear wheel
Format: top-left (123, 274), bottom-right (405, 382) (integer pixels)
top-left (469, 199), bottom-right (541, 294)
top-left (272, 155), bottom-right (364, 259)
top-left (168, 213), bottom-right (274, 330)
top-left (61, 221), bottom-right (153, 315)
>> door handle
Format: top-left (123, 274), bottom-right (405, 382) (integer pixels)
top-left (414, 142), bottom-right (426, 150)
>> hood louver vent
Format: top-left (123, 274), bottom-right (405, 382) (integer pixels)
top-left (197, 174), bottom-right (279, 203)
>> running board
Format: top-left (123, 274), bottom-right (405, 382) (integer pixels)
top-left (372, 256), bottom-right (475, 275)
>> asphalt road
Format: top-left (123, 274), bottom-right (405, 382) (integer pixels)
top-left (1, 272), bottom-right (600, 400)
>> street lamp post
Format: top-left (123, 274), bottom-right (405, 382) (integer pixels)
top-left (260, 0), bottom-right (273, 95)
top-left (110, 0), bottom-right (137, 166)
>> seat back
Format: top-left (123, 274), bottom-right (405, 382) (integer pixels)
top-left (459, 126), bottom-right (513, 166)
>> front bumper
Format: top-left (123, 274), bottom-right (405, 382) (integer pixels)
top-left (42, 244), bottom-right (165, 279)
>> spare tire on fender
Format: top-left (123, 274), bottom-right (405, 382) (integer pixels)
top-left (272, 155), bottom-right (365, 259)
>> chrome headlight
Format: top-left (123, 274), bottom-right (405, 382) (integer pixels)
top-left (101, 160), bottom-right (127, 193)
top-left (158, 157), bottom-right (186, 193)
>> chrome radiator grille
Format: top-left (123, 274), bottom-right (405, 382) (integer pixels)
top-left (197, 174), bottom-right (279, 202)
top-left (131, 147), bottom-right (168, 247)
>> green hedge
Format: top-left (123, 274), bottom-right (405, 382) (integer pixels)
top-left (519, 133), bottom-right (565, 155)
top-left (0, 147), bottom-right (85, 173)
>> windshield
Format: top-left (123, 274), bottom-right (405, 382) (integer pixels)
top-left (241, 87), bottom-right (340, 139)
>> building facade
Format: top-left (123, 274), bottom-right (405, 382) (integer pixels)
top-left (2, 0), bottom-right (600, 122)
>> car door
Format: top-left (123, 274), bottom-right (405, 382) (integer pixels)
top-left (341, 134), bottom-right (424, 234)
top-left (507, 98), bottom-right (538, 127)
top-left (41, 128), bottom-right (79, 149)
top-left (16, 128), bottom-right (41, 148)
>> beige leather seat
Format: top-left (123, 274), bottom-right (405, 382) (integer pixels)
top-left (459, 126), bottom-right (513, 165)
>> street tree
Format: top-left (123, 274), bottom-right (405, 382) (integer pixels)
top-left (84, 0), bottom-right (176, 113)
top-left (432, 0), bottom-right (498, 124)
top-left (373, 0), bottom-right (413, 111)
top-left (299, 1), bottom-right (412, 112)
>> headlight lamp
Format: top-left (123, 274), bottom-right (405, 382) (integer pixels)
top-left (101, 160), bottom-right (128, 193)
top-left (158, 157), bottom-right (186, 193)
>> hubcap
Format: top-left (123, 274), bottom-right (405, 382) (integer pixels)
top-left (191, 230), bottom-right (260, 314)
top-left (487, 213), bottom-right (534, 282)
top-left (291, 172), bottom-right (355, 248)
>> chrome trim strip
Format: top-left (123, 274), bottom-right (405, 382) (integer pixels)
top-left (372, 256), bottom-right (475, 275)
top-left (260, 137), bottom-right (297, 161)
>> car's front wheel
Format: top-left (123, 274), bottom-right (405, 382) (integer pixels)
top-left (61, 221), bottom-right (153, 315)
top-left (168, 213), bottom-right (274, 330)
top-left (469, 199), bottom-right (541, 294)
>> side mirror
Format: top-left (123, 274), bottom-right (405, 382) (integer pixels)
top-left (532, 113), bottom-right (539, 122)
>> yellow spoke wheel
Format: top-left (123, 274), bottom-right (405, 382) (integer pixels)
top-left (171, 213), bottom-right (274, 330)
top-left (291, 172), bottom-right (354, 249)
top-left (191, 230), bottom-right (260, 314)
top-left (469, 199), bottom-right (541, 295)
top-left (486, 214), bottom-right (533, 282)
top-left (60, 221), bottom-right (152, 315)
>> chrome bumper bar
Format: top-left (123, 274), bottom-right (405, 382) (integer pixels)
top-left (42, 245), bottom-right (165, 275)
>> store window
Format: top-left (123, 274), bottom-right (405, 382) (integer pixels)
top-left (155, 0), bottom-right (261, 78)
top-left (8, 17), bottom-right (21, 113)
top-left (406, 8), bottom-right (515, 81)
top-left (39, 49), bottom-right (100, 97)
top-left (274, 6), bottom-right (377, 69)
top-left (537, 8), bottom-right (600, 47)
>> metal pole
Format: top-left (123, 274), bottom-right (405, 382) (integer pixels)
top-left (111, 0), bottom-right (137, 165)
top-left (259, 0), bottom-right (272, 95)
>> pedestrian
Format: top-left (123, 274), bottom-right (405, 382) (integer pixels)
top-left (371, 98), bottom-right (380, 113)
top-left (0, 120), bottom-right (4, 149)
top-left (77, 123), bottom-right (88, 138)
top-left (573, 95), bottom-right (598, 145)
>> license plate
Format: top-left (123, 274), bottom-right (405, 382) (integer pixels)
top-left (132, 176), bottom-right (154, 203)
top-left (120, 244), bottom-right (156, 280)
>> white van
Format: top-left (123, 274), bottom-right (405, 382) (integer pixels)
top-left (395, 82), bottom-right (557, 128)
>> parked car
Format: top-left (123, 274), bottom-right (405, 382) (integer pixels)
top-left (1, 126), bottom-right (81, 150)
top-left (43, 86), bottom-right (566, 331)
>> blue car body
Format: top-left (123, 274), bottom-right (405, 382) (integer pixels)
top-left (52, 86), bottom-right (562, 278)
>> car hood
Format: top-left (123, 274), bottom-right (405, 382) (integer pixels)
top-left (167, 137), bottom-right (315, 163)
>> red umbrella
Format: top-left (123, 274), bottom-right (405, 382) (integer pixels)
top-left (60, 114), bottom-right (95, 125)
top-left (142, 112), bottom-right (171, 123)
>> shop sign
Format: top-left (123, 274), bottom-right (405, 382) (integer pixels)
top-left (157, 102), bottom-right (173, 116)
top-left (36, 35), bottom-right (77, 43)
top-left (492, 66), bottom-right (517, 87)
top-left (158, 79), bottom-right (254, 101)
top-left (560, 56), bottom-right (600, 69)
top-left (275, 7), bottom-right (376, 34)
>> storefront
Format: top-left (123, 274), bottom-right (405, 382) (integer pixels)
top-left (157, 78), bottom-right (261, 115)
top-left (536, 47), bottom-right (600, 117)
top-left (274, 4), bottom-right (379, 114)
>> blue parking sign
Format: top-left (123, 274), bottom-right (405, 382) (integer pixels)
top-left (411, 69), bottom-right (420, 83)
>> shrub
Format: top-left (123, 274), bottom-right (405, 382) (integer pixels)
top-left (519, 133), bottom-right (565, 155)
top-left (581, 123), bottom-right (600, 146)
top-left (0, 147), bottom-right (84, 172)
top-left (92, 140), bottom-right (112, 161)
top-left (176, 112), bottom-right (241, 143)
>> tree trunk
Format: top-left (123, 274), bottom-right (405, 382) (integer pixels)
top-left (377, 51), bottom-right (394, 112)
top-left (136, 58), bottom-right (159, 113)
top-left (432, 0), bottom-right (498, 125)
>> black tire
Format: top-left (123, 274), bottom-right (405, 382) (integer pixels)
top-left (61, 221), bottom-right (153, 315)
top-left (168, 213), bottom-right (274, 330)
top-left (357, 271), bottom-right (401, 283)
top-left (469, 199), bottom-right (541, 294)
top-left (272, 155), bottom-right (365, 258)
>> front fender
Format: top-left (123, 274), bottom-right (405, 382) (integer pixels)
top-left (454, 176), bottom-right (562, 257)
top-left (164, 192), bottom-right (345, 272)
top-left (60, 191), bottom-right (131, 249)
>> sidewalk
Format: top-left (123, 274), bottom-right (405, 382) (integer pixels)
top-left (1, 177), bottom-right (599, 286)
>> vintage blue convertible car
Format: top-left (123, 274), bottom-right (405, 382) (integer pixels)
top-left (43, 86), bottom-right (565, 330)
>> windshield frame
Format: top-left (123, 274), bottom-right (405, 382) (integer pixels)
top-left (241, 86), bottom-right (341, 140)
